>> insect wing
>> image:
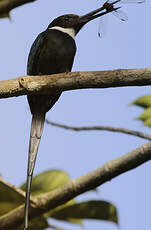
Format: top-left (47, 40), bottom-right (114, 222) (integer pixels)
top-left (107, 0), bottom-right (145, 3)
top-left (120, 0), bottom-right (145, 3)
top-left (112, 9), bottom-right (128, 21)
top-left (98, 16), bottom-right (108, 38)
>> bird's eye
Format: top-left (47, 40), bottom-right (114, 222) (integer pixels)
top-left (64, 16), bottom-right (69, 21)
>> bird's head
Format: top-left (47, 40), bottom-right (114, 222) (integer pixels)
top-left (47, 4), bottom-right (117, 38)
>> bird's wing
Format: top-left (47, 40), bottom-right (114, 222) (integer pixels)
top-left (27, 31), bottom-right (46, 75)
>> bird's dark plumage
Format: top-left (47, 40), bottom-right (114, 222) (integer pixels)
top-left (27, 29), bottom-right (76, 114)
top-left (24, 28), bottom-right (76, 229)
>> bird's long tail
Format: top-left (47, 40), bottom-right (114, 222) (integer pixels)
top-left (24, 112), bottom-right (45, 230)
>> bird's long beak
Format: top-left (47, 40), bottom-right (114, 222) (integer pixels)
top-left (79, 0), bottom-right (120, 24)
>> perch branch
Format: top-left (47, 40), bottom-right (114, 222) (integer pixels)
top-left (46, 120), bottom-right (151, 141)
top-left (0, 140), bottom-right (151, 230)
top-left (0, 68), bottom-right (150, 99)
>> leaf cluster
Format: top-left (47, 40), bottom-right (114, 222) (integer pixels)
top-left (0, 170), bottom-right (118, 229)
top-left (133, 95), bottom-right (151, 127)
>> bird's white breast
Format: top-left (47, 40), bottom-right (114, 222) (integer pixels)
top-left (49, 26), bottom-right (76, 39)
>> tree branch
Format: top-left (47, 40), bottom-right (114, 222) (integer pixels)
top-left (0, 176), bottom-right (25, 198)
top-left (0, 68), bottom-right (150, 99)
top-left (46, 120), bottom-right (151, 141)
top-left (0, 176), bottom-right (36, 204)
top-left (0, 0), bottom-right (36, 15)
top-left (1, 140), bottom-right (151, 230)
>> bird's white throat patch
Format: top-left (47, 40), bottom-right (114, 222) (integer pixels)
top-left (49, 26), bottom-right (76, 39)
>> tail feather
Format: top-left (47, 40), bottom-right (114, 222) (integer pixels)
top-left (24, 113), bottom-right (45, 230)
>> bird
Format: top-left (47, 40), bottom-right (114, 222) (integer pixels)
top-left (24, 2), bottom-right (118, 229)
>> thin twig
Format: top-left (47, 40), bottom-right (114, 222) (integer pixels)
top-left (0, 140), bottom-right (151, 230)
top-left (46, 120), bottom-right (151, 141)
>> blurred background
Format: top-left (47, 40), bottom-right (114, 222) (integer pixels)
top-left (0, 0), bottom-right (151, 229)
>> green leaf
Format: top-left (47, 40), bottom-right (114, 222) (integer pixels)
top-left (0, 180), bottom-right (24, 216)
top-left (50, 200), bottom-right (118, 225)
top-left (133, 95), bottom-right (151, 108)
top-left (21, 169), bottom-right (71, 196)
top-left (23, 169), bottom-right (80, 224)
top-left (45, 199), bottom-right (83, 225)
top-left (138, 108), bottom-right (151, 121)
top-left (144, 117), bottom-right (151, 127)
top-left (132, 95), bottom-right (151, 128)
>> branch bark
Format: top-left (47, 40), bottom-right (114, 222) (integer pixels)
top-left (46, 120), bottom-right (151, 141)
top-left (0, 0), bottom-right (36, 15)
top-left (0, 68), bottom-right (150, 99)
top-left (0, 176), bottom-right (26, 198)
top-left (0, 140), bottom-right (151, 230)
top-left (0, 176), bottom-right (36, 204)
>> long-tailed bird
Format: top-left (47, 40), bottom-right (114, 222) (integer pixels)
top-left (24, 2), bottom-right (118, 229)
